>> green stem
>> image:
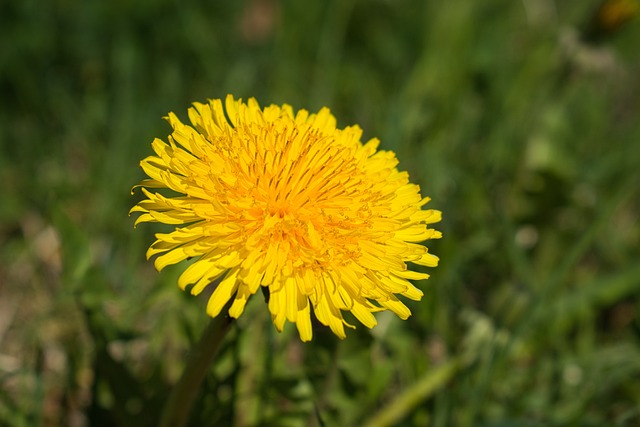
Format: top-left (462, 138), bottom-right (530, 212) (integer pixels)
top-left (160, 315), bottom-right (233, 427)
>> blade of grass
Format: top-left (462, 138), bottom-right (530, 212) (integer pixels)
top-left (362, 358), bottom-right (463, 427)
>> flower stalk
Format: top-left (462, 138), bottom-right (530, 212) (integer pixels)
top-left (159, 314), bottom-right (233, 427)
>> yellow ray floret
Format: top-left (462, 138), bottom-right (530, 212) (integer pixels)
top-left (131, 95), bottom-right (442, 341)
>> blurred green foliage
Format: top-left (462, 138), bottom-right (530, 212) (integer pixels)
top-left (1, 0), bottom-right (639, 426)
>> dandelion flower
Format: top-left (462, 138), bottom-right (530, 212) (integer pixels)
top-left (131, 95), bottom-right (441, 341)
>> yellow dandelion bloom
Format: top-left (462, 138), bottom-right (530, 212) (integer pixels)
top-left (131, 95), bottom-right (442, 341)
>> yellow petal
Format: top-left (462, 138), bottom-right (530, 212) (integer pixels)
top-left (295, 299), bottom-right (313, 342)
top-left (350, 300), bottom-right (378, 329)
top-left (414, 252), bottom-right (440, 267)
top-left (206, 269), bottom-right (240, 317)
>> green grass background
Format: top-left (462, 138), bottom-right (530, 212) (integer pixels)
top-left (1, 0), bottom-right (639, 426)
